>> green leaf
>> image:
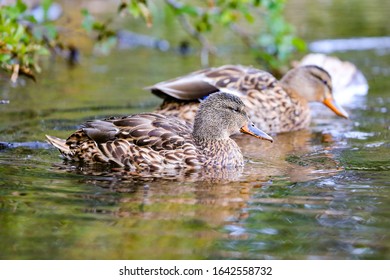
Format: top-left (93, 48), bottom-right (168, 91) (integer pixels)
top-left (253, 0), bottom-right (261, 7)
top-left (36, 46), bottom-right (50, 56)
top-left (81, 8), bottom-right (90, 17)
top-left (94, 36), bottom-right (117, 55)
top-left (81, 9), bottom-right (94, 33)
top-left (177, 5), bottom-right (199, 17)
top-left (42, 0), bottom-right (53, 12)
top-left (292, 37), bottom-right (307, 52)
top-left (92, 21), bottom-right (106, 32)
top-left (44, 24), bottom-right (58, 40)
top-left (13, 24), bottom-right (25, 42)
top-left (0, 53), bottom-right (12, 63)
top-left (219, 10), bottom-right (235, 25)
top-left (118, 2), bottom-right (128, 13)
top-left (16, 0), bottom-right (27, 14)
top-left (128, 1), bottom-right (142, 18)
top-left (243, 12), bottom-right (255, 23)
top-left (23, 15), bottom-right (38, 24)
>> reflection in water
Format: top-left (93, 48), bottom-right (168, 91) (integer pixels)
top-left (1, 0), bottom-right (390, 259)
top-left (52, 160), bottom-right (246, 183)
top-left (235, 129), bottom-right (344, 183)
top-left (27, 123), bottom-right (350, 259)
top-left (216, 165), bottom-right (390, 259)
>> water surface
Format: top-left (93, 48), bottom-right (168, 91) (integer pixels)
top-left (0, 0), bottom-right (389, 260)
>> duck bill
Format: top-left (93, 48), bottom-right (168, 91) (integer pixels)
top-left (323, 97), bottom-right (349, 119)
top-left (240, 123), bottom-right (273, 143)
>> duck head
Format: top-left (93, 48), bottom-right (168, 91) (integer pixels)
top-left (280, 65), bottom-right (349, 119)
top-left (192, 91), bottom-right (273, 142)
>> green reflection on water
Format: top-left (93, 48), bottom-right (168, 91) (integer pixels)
top-left (1, 0), bottom-right (390, 260)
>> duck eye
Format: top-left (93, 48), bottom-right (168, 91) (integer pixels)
top-left (322, 79), bottom-right (332, 91)
top-left (230, 107), bottom-right (240, 113)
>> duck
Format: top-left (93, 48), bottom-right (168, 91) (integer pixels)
top-left (296, 53), bottom-right (369, 105)
top-left (46, 92), bottom-right (273, 171)
top-left (147, 64), bottom-right (349, 133)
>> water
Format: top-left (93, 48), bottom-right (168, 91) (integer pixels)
top-left (1, 0), bottom-right (390, 260)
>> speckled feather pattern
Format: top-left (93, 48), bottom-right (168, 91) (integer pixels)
top-left (157, 99), bottom-right (200, 124)
top-left (47, 112), bottom-right (247, 170)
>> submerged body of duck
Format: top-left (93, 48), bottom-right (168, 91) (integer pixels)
top-left (148, 65), bottom-right (349, 133)
top-left (46, 92), bottom-right (273, 171)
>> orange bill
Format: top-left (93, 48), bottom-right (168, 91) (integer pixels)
top-left (240, 123), bottom-right (273, 143)
top-left (323, 97), bottom-right (349, 119)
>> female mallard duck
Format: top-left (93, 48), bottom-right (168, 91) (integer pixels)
top-left (46, 92), bottom-right (273, 170)
top-left (148, 65), bottom-right (349, 133)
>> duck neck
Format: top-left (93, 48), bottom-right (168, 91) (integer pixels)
top-left (278, 80), bottom-right (312, 130)
top-left (192, 118), bottom-right (230, 141)
top-left (280, 69), bottom-right (316, 103)
top-left (194, 137), bottom-right (244, 167)
top-left (279, 76), bottom-right (311, 111)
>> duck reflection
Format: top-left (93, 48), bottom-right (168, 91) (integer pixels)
top-left (49, 125), bottom-right (342, 230)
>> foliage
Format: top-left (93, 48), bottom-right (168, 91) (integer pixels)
top-left (83, 0), bottom-right (306, 71)
top-left (0, 0), bottom-right (306, 81)
top-left (255, 0), bottom-right (306, 70)
top-left (0, 0), bottom-right (58, 82)
top-left (81, 9), bottom-right (117, 56)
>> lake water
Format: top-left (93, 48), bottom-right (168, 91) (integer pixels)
top-left (0, 0), bottom-right (389, 260)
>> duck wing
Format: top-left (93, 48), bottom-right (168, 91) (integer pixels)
top-left (147, 65), bottom-right (275, 101)
top-left (69, 113), bottom-right (202, 169)
top-left (146, 68), bottom-right (218, 100)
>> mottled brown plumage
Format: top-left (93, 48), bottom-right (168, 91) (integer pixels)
top-left (46, 92), bottom-right (273, 171)
top-left (148, 65), bottom-right (349, 133)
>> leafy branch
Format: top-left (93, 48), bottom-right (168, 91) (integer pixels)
top-left (0, 0), bottom-right (307, 82)
top-left (98, 0), bottom-right (307, 70)
top-left (0, 0), bottom-right (60, 82)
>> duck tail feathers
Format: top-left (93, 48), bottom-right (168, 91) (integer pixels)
top-left (46, 135), bottom-right (71, 155)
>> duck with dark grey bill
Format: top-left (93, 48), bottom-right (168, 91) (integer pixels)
top-left (46, 92), bottom-right (273, 171)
